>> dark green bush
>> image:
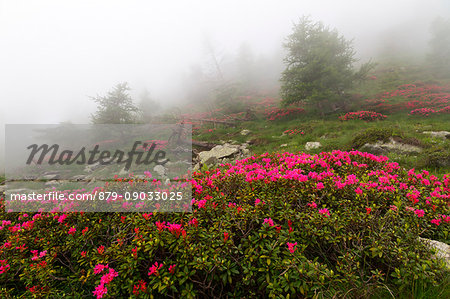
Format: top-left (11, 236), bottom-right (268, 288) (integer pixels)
top-left (422, 147), bottom-right (450, 168)
top-left (349, 127), bottom-right (396, 149)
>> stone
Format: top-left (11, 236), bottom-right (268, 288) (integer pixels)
top-left (360, 138), bottom-right (422, 155)
top-left (423, 131), bottom-right (450, 139)
top-left (240, 129), bottom-right (250, 136)
top-left (71, 175), bottom-right (88, 181)
top-left (45, 180), bottom-right (60, 187)
top-left (84, 162), bottom-right (102, 173)
top-left (153, 165), bottom-right (167, 178)
top-left (419, 237), bottom-right (450, 269)
top-left (42, 174), bottom-right (60, 180)
top-left (198, 144), bottom-right (239, 165)
top-left (193, 163), bottom-right (201, 172)
top-left (305, 142), bottom-right (322, 151)
top-left (241, 148), bottom-right (251, 155)
top-left (280, 144), bottom-right (288, 147)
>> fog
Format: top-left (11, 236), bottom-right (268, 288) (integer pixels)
top-left (1, 0), bottom-right (449, 171)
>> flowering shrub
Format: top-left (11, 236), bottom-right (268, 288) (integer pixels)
top-left (283, 129), bottom-right (304, 136)
top-left (363, 83), bottom-right (450, 115)
top-left (0, 151), bottom-right (449, 297)
top-left (438, 105), bottom-right (450, 114)
top-left (265, 106), bottom-right (305, 121)
top-left (339, 111), bottom-right (387, 122)
top-left (409, 107), bottom-right (438, 117)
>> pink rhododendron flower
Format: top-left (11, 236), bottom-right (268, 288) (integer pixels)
top-left (168, 264), bottom-right (176, 274)
top-left (431, 219), bottom-right (441, 226)
top-left (223, 232), bottom-right (230, 242)
top-left (92, 283), bottom-right (108, 298)
top-left (94, 264), bottom-right (108, 274)
top-left (287, 242), bottom-right (298, 254)
top-left (189, 218), bottom-right (198, 227)
top-left (57, 214), bottom-right (67, 223)
top-left (97, 245), bottom-right (105, 255)
top-left (82, 227), bottom-right (89, 236)
top-left (100, 268), bottom-right (118, 285)
top-left (197, 199), bottom-right (207, 209)
top-left (288, 220), bottom-right (293, 233)
top-left (167, 223), bottom-right (185, 238)
top-left (68, 227), bottom-right (76, 235)
top-left (307, 202), bottom-right (317, 209)
top-left (0, 260), bottom-right (10, 274)
top-left (155, 221), bottom-right (166, 232)
top-left (414, 209), bottom-right (425, 218)
top-left (263, 218), bottom-right (274, 226)
top-left (316, 182), bottom-right (324, 190)
top-left (148, 262), bottom-right (163, 276)
top-left (319, 208), bottom-right (330, 217)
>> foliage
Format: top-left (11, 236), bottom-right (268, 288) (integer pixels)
top-left (339, 111), bottom-right (387, 122)
top-left (362, 83), bottom-right (450, 115)
top-left (283, 129), bottom-right (304, 136)
top-left (280, 16), bottom-right (374, 111)
top-left (421, 147), bottom-right (450, 168)
top-left (91, 83), bottom-right (139, 124)
top-left (349, 127), bottom-right (396, 149)
top-left (410, 106), bottom-right (450, 117)
top-left (264, 106), bottom-right (305, 121)
top-left (0, 151), bottom-right (449, 298)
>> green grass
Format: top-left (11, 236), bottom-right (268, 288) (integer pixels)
top-left (193, 113), bottom-right (450, 176)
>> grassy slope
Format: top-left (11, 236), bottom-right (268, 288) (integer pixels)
top-left (193, 63), bottom-right (450, 177)
top-left (194, 112), bottom-right (450, 176)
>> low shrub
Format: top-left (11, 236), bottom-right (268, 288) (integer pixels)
top-left (349, 127), bottom-right (396, 149)
top-left (410, 108), bottom-right (438, 117)
top-left (339, 111), bottom-right (387, 122)
top-left (421, 147), bottom-right (450, 168)
top-left (264, 106), bottom-right (305, 121)
top-left (0, 151), bottom-right (449, 298)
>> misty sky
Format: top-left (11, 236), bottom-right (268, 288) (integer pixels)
top-left (1, 0), bottom-right (449, 169)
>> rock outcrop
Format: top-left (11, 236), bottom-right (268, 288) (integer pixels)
top-left (419, 237), bottom-right (450, 269)
top-left (194, 143), bottom-right (250, 170)
top-left (422, 131), bottom-right (450, 140)
top-left (305, 142), bottom-right (322, 151)
top-left (360, 137), bottom-right (422, 155)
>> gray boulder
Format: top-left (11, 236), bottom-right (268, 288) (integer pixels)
top-left (423, 131), bottom-right (450, 139)
top-left (419, 237), bottom-right (450, 269)
top-left (305, 142), bottom-right (322, 151)
top-left (198, 143), bottom-right (239, 165)
top-left (153, 165), bottom-right (167, 178)
top-left (240, 129), bottom-right (251, 136)
top-left (360, 138), bottom-right (422, 155)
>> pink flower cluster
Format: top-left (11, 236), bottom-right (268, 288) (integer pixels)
top-left (283, 129), bottom-right (304, 136)
top-left (410, 106), bottom-right (450, 116)
top-left (190, 151), bottom-right (449, 229)
top-left (0, 260), bottom-right (10, 274)
top-left (339, 111), bottom-right (387, 122)
top-left (265, 106), bottom-right (305, 121)
top-left (92, 264), bottom-right (118, 299)
top-left (363, 83), bottom-right (450, 115)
